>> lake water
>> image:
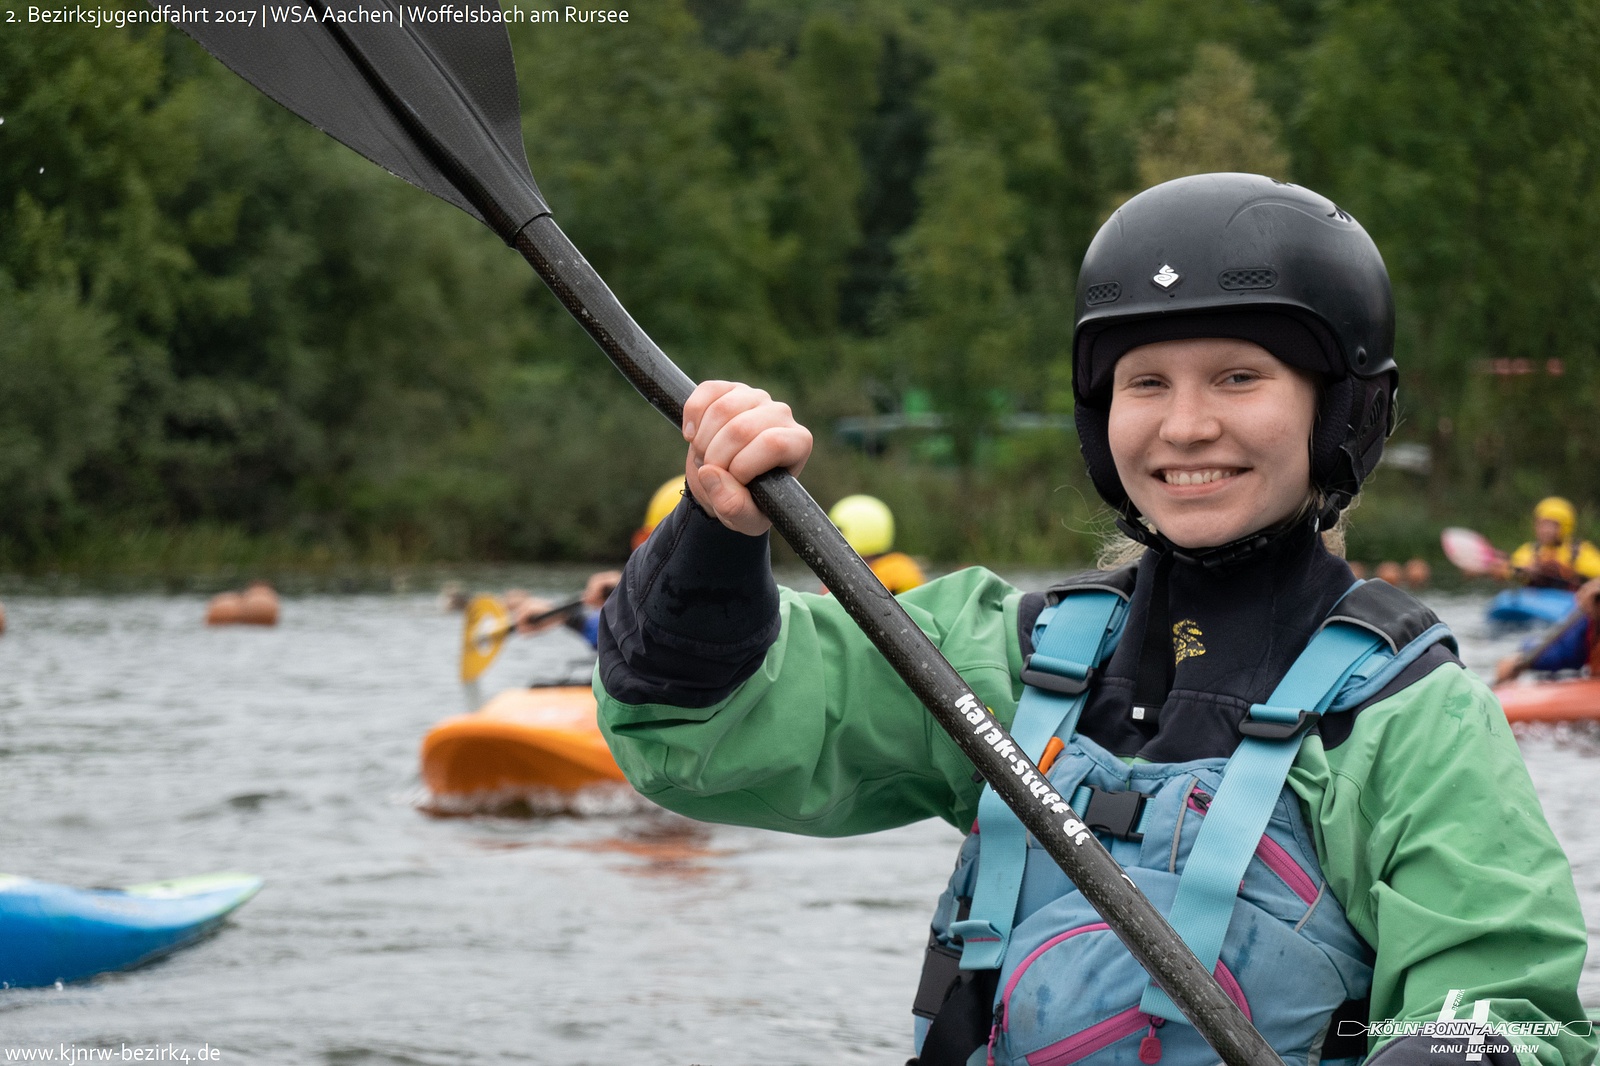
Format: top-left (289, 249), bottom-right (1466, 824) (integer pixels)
top-left (0, 575), bottom-right (1594, 1063)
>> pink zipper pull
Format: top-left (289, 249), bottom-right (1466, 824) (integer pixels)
top-left (1138, 1016), bottom-right (1164, 1064)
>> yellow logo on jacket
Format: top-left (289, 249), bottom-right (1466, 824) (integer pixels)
top-left (1173, 619), bottom-right (1206, 664)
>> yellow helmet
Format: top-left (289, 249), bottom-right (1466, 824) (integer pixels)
top-left (1534, 496), bottom-right (1577, 541)
top-left (644, 478), bottom-right (685, 532)
top-left (829, 495), bottom-right (895, 556)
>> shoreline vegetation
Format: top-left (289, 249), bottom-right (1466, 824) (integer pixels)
top-left (0, 441), bottom-right (1549, 592)
top-left (4, 1), bottom-right (1598, 584)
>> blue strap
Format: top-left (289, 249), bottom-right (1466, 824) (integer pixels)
top-left (1139, 620), bottom-right (1385, 1021)
top-left (955, 590), bottom-right (1126, 970)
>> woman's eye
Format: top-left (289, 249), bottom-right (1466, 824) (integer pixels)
top-left (1223, 371), bottom-right (1260, 385)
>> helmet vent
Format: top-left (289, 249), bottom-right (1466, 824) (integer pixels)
top-left (1218, 268), bottom-right (1278, 291)
top-left (1363, 389), bottom-right (1385, 430)
top-left (1328, 207), bottom-right (1354, 223)
top-left (1085, 282), bottom-right (1122, 305)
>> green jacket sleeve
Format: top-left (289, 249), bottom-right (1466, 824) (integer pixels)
top-left (596, 566), bottom-right (1025, 836)
top-left (1288, 662), bottom-right (1594, 1066)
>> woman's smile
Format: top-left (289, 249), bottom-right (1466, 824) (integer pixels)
top-left (1156, 466), bottom-right (1246, 488)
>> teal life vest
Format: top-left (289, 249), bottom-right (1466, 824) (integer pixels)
top-left (911, 575), bottom-right (1455, 1066)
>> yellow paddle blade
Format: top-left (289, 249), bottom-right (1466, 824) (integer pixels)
top-left (460, 595), bottom-right (511, 684)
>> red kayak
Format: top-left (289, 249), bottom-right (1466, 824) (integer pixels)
top-left (1494, 677), bottom-right (1600, 724)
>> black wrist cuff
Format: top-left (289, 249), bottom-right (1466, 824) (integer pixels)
top-left (597, 495), bottom-right (782, 708)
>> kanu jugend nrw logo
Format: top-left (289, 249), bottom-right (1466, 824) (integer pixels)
top-left (1152, 264), bottom-right (1181, 288)
top-left (1333, 989), bottom-right (1594, 1061)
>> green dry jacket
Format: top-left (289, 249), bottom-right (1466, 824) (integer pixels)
top-left (596, 567), bottom-right (1593, 1066)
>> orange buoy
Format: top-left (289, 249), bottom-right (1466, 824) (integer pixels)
top-left (239, 582), bottom-right (279, 625)
top-left (206, 583), bottom-right (279, 626)
top-left (205, 593), bottom-right (243, 625)
top-left (1375, 561), bottom-right (1404, 586)
top-left (1402, 558), bottom-right (1431, 588)
top-left (1347, 561), bottom-right (1368, 580)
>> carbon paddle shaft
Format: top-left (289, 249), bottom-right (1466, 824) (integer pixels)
top-left (513, 217), bottom-right (1280, 1066)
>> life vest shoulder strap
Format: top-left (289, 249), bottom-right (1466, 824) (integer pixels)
top-left (1324, 577), bottom-right (1451, 655)
top-left (1321, 579), bottom-right (1456, 712)
top-left (955, 577), bottom-right (1130, 971)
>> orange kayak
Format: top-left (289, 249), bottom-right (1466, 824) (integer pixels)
top-left (420, 686), bottom-right (626, 801)
top-left (1494, 677), bottom-right (1600, 724)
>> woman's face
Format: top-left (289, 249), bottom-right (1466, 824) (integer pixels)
top-left (1108, 337), bottom-right (1319, 550)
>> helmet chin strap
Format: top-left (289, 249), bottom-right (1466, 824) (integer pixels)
top-left (1114, 509), bottom-right (1319, 572)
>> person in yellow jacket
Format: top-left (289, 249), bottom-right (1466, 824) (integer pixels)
top-left (828, 494), bottom-right (925, 594)
top-left (1504, 496), bottom-right (1600, 589)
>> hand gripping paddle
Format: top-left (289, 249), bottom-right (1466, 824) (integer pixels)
top-left (166, 6), bottom-right (1281, 1062)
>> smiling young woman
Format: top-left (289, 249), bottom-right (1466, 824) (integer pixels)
top-left (591, 174), bottom-right (1591, 1066)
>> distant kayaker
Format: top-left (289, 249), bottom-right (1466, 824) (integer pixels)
top-left (512, 478), bottom-right (686, 647)
top-left (508, 569), bottom-right (619, 649)
top-left (593, 175), bottom-right (1590, 1066)
top-left (1500, 496), bottom-right (1600, 589)
top-left (1495, 576), bottom-right (1600, 683)
top-left (827, 494), bottom-right (926, 594)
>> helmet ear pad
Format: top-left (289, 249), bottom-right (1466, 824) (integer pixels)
top-left (1319, 372), bottom-right (1396, 511)
top-left (1309, 376), bottom-right (1355, 494)
top-left (1075, 402), bottom-right (1131, 517)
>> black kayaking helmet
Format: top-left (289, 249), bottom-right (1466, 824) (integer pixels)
top-left (1073, 172), bottom-right (1397, 532)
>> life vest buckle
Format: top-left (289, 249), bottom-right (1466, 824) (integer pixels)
top-left (1079, 784), bottom-right (1149, 842)
top-left (1020, 653), bottom-right (1092, 695)
top-left (1237, 705), bottom-right (1321, 741)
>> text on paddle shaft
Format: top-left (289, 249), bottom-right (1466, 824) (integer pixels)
top-left (14, 4), bottom-right (628, 27)
top-left (955, 694), bottom-right (1092, 845)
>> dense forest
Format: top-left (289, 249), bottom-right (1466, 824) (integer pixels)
top-left (3, 0), bottom-right (1598, 574)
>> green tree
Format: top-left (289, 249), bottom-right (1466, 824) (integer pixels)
top-left (1133, 43), bottom-right (1290, 192)
top-left (884, 10), bottom-right (1065, 463)
top-left (1295, 0), bottom-right (1600, 514)
top-left (0, 277), bottom-right (123, 548)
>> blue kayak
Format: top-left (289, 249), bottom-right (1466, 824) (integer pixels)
top-left (0, 872), bottom-right (262, 988)
top-left (1486, 587), bottom-right (1577, 629)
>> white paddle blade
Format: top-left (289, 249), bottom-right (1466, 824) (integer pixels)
top-left (1441, 527), bottom-right (1505, 575)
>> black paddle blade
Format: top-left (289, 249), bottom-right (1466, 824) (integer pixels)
top-left (168, 0), bottom-right (548, 239)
